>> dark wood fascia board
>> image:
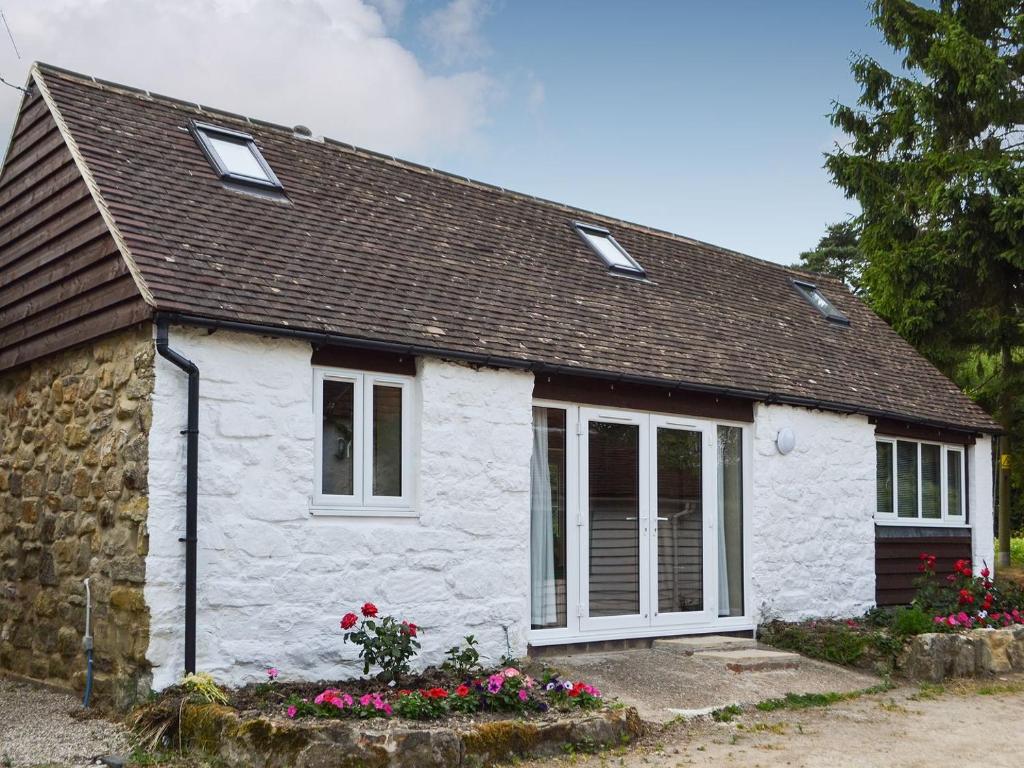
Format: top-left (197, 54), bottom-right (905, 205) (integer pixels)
top-left (533, 372), bottom-right (754, 422)
top-left (872, 417), bottom-right (978, 445)
top-left (311, 344), bottom-right (417, 375)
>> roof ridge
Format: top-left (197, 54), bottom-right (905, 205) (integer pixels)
top-left (32, 61), bottom-right (812, 279)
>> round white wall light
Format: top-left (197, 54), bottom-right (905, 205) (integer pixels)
top-left (776, 427), bottom-right (796, 455)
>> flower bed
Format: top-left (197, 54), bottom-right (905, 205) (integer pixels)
top-left (130, 601), bottom-right (636, 766)
top-left (760, 554), bottom-right (1024, 681)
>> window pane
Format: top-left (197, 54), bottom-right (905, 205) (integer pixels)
top-left (588, 421), bottom-right (640, 617)
top-left (372, 385), bottom-right (403, 496)
top-left (947, 451), bottom-right (963, 516)
top-left (921, 444), bottom-right (941, 519)
top-left (717, 426), bottom-right (744, 617)
top-left (322, 380), bottom-right (355, 495)
top-left (531, 408), bottom-right (567, 629)
top-left (897, 441), bottom-right (918, 518)
top-left (876, 442), bottom-right (894, 515)
top-left (207, 134), bottom-right (270, 180)
top-left (657, 428), bottom-right (703, 614)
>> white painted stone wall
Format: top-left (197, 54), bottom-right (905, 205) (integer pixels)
top-left (147, 327), bottom-right (534, 690)
top-left (748, 404), bottom-right (877, 621)
top-left (970, 435), bottom-right (995, 572)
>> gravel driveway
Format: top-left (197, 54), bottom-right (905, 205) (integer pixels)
top-left (0, 677), bottom-right (130, 767)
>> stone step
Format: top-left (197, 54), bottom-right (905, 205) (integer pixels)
top-left (652, 635), bottom-right (757, 655)
top-left (697, 648), bottom-right (802, 672)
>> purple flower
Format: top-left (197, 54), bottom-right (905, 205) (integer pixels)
top-left (267, 667), bottom-right (279, 680)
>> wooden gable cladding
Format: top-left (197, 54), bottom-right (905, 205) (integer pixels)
top-left (0, 87), bottom-right (149, 372)
top-left (533, 373), bottom-right (754, 422)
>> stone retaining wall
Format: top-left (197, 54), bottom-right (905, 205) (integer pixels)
top-left (176, 702), bottom-right (642, 768)
top-left (899, 628), bottom-right (1024, 682)
top-left (0, 325), bottom-right (153, 707)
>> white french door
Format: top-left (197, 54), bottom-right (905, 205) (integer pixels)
top-left (579, 408), bottom-right (715, 632)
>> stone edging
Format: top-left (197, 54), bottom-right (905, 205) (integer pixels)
top-left (178, 702), bottom-right (643, 768)
top-left (899, 627), bottom-right (1024, 682)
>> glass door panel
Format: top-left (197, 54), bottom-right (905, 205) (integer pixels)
top-left (580, 410), bottom-right (649, 630)
top-left (651, 419), bottom-right (714, 626)
top-left (654, 427), bottom-right (703, 614)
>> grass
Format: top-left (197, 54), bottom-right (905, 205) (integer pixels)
top-left (755, 682), bottom-right (894, 713)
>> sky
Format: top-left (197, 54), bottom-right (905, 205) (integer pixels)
top-left (0, 1), bottom-right (896, 265)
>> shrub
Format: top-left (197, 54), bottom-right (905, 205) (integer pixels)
top-left (758, 620), bottom-right (869, 666)
top-left (180, 672), bottom-right (228, 705)
top-left (442, 635), bottom-right (482, 678)
top-left (890, 606), bottom-right (934, 637)
top-left (340, 602), bottom-right (420, 684)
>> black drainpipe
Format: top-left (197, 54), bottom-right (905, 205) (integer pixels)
top-left (155, 319), bottom-right (198, 675)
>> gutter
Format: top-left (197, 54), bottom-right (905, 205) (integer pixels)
top-left (155, 312), bottom-right (996, 438)
top-left (155, 319), bottom-right (198, 676)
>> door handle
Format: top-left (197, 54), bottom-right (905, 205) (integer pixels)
top-left (657, 516), bottom-right (669, 521)
top-left (624, 516), bottom-right (638, 521)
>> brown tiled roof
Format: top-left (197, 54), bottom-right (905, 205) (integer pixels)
top-left (32, 63), bottom-right (998, 432)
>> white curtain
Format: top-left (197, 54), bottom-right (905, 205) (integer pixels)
top-left (530, 408), bottom-right (557, 626)
top-left (717, 439), bottom-right (730, 616)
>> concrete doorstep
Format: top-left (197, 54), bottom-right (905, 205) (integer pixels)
top-left (652, 635), bottom-right (757, 655)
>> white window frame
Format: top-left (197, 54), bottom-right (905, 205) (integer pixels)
top-left (311, 366), bottom-right (415, 516)
top-left (874, 437), bottom-right (967, 526)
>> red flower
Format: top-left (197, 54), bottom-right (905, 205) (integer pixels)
top-left (361, 602), bottom-right (378, 618)
top-left (455, 685), bottom-right (470, 697)
top-left (981, 567), bottom-right (991, 578)
top-left (398, 689), bottom-right (412, 697)
top-left (340, 612), bottom-right (358, 630)
top-left (402, 621), bottom-right (418, 637)
top-left (429, 687), bottom-right (448, 699)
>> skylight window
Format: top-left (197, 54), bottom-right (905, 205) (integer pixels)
top-left (792, 279), bottom-right (849, 324)
top-left (573, 222), bottom-right (645, 277)
top-left (191, 121), bottom-right (282, 189)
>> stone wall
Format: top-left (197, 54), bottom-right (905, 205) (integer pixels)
top-left (900, 628), bottom-right (1024, 682)
top-left (148, 327), bottom-right (535, 690)
top-left (0, 324), bottom-right (153, 707)
top-left (749, 404), bottom-right (877, 621)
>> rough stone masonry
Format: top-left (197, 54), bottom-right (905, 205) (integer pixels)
top-left (0, 324), bottom-right (153, 708)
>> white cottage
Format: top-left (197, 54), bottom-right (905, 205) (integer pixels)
top-left (0, 63), bottom-right (999, 703)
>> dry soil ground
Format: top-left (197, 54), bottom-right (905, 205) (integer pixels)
top-left (523, 676), bottom-right (1024, 768)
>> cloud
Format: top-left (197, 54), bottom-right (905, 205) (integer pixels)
top-left (526, 77), bottom-right (545, 114)
top-left (366, 0), bottom-right (405, 29)
top-left (419, 0), bottom-right (491, 66)
top-left (0, 0), bottom-right (494, 162)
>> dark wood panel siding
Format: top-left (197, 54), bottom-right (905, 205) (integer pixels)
top-left (0, 87), bottom-right (148, 372)
top-left (875, 526), bottom-right (973, 606)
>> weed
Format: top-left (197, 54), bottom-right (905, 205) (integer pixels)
top-left (910, 683), bottom-right (945, 701)
top-left (711, 704), bottom-right (743, 722)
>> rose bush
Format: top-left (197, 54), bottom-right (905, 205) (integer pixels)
top-left (915, 554), bottom-right (1024, 629)
top-left (340, 602), bottom-right (420, 684)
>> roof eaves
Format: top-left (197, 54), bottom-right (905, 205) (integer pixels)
top-left (31, 62), bottom-right (155, 308)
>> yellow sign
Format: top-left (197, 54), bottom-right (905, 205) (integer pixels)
top-left (1001, 454), bottom-right (1011, 470)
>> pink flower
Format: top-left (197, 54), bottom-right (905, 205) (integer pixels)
top-left (287, 705), bottom-right (297, 719)
top-left (267, 667), bottom-right (279, 680)
top-left (360, 694), bottom-right (373, 707)
top-left (487, 675), bottom-right (504, 694)
top-left (518, 689), bottom-right (528, 701)
top-left (503, 668), bottom-right (521, 678)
